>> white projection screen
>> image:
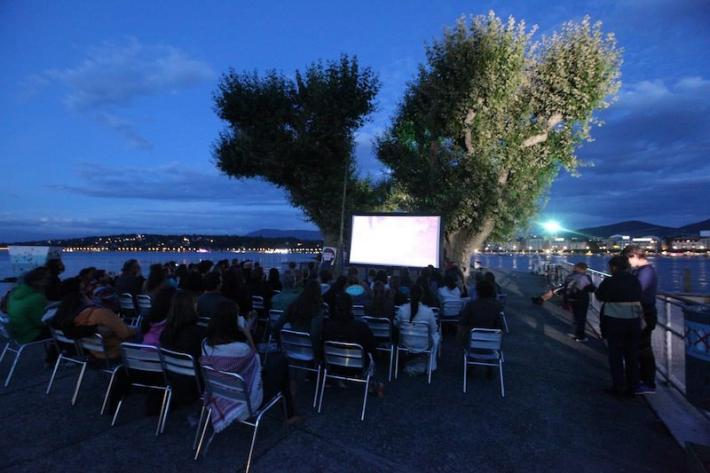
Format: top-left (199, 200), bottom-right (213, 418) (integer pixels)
top-left (348, 214), bottom-right (442, 268)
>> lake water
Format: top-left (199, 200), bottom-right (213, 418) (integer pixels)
top-left (0, 250), bottom-right (708, 295)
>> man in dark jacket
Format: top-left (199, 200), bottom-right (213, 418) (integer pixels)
top-left (563, 263), bottom-right (596, 342)
top-left (458, 280), bottom-right (503, 345)
top-left (114, 259), bottom-right (144, 297)
top-left (623, 245), bottom-right (658, 394)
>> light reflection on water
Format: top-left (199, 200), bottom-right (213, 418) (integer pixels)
top-left (473, 254), bottom-right (709, 294)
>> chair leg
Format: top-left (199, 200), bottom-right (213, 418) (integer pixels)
top-left (194, 408), bottom-right (212, 460)
top-left (245, 417), bottom-right (261, 473)
top-left (0, 342), bottom-right (9, 366)
top-left (317, 369), bottom-right (328, 413)
top-left (387, 347), bottom-right (394, 382)
top-left (160, 388), bottom-right (172, 434)
top-left (281, 395), bottom-right (289, 437)
top-left (193, 404), bottom-right (207, 450)
top-left (71, 362), bottom-right (88, 406)
top-left (499, 362), bottom-right (505, 398)
top-left (312, 365), bottom-right (321, 408)
top-left (463, 353), bottom-right (468, 393)
top-left (46, 355), bottom-right (63, 395)
top-left (100, 368), bottom-right (119, 415)
top-left (360, 376), bottom-right (371, 421)
top-left (394, 348), bottom-right (400, 380)
top-left (427, 352), bottom-right (432, 385)
top-left (156, 388), bottom-right (170, 436)
top-left (4, 346), bottom-right (23, 387)
top-left (111, 398), bottom-right (124, 426)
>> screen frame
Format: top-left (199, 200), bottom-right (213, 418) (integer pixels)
top-left (346, 212), bottom-right (444, 269)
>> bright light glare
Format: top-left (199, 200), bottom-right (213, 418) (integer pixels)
top-left (542, 220), bottom-right (562, 233)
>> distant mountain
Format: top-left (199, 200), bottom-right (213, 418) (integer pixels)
top-left (679, 219), bottom-right (710, 234)
top-left (245, 229), bottom-right (323, 241)
top-left (575, 220), bottom-right (679, 238)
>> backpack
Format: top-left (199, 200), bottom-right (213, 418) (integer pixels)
top-left (59, 306), bottom-right (99, 339)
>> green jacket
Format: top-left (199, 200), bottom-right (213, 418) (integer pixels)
top-left (6, 284), bottom-right (48, 343)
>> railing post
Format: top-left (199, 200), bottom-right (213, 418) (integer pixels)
top-left (665, 298), bottom-right (673, 385)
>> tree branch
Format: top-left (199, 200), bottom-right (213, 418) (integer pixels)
top-left (521, 113), bottom-right (563, 148)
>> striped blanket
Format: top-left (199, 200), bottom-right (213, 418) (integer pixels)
top-left (200, 348), bottom-right (263, 433)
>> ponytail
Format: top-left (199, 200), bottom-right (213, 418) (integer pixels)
top-left (409, 285), bottom-right (421, 323)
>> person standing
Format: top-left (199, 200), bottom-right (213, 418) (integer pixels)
top-left (563, 263), bottom-right (596, 342)
top-left (596, 256), bottom-right (643, 398)
top-left (622, 245), bottom-right (658, 394)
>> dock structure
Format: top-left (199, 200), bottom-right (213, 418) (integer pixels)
top-left (0, 270), bottom-right (684, 472)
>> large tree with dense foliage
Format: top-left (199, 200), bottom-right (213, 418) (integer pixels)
top-left (213, 55), bottom-right (382, 244)
top-left (377, 12), bottom-right (621, 266)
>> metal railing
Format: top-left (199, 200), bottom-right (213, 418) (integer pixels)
top-left (532, 258), bottom-right (690, 395)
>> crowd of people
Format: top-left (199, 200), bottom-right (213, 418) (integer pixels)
top-left (1, 256), bottom-right (507, 432)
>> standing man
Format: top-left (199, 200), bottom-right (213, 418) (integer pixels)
top-left (564, 262), bottom-right (596, 342)
top-left (622, 245), bottom-right (658, 394)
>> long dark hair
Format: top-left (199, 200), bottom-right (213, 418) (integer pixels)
top-left (51, 278), bottom-right (86, 329)
top-left (408, 284), bottom-right (422, 322)
top-left (145, 264), bottom-right (166, 293)
top-left (333, 292), bottom-right (353, 321)
top-left (141, 286), bottom-right (176, 333)
top-left (205, 299), bottom-right (245, 346)
top-left (161, 291), bottom-right (197, 346)
top-left (289, 279), bottom-right (322, 326)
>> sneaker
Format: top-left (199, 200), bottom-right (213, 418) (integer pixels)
top-left (635, 383), bottom-right (656, 395)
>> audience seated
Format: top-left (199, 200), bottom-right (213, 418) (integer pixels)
top-left (143, 263), bottom-right (168, 299)
top-left (5, 267), bottom-right (51, 344)
top-left (438, 274), bottom-right (463, 305)
top-left (74, 286), bottom-right (136, 359)
top-left (395, 284), bottom-right (440, 372)
top-left (273, 280), bottom-right (323, 355)
top-left (196, 272), bottom-right (227, 318)
top-left (267, 268), bottom-right (282, 293)
top-left (141, 286), bottom-right (176, 346)
top-left (457, 280), bottom-right (503, 345)
top-left (200, 299), bottom-right (300, 431)
top-left (115, 259), bottom-right (144, 297)
top-left (366, 281), bottom-right (394, 319)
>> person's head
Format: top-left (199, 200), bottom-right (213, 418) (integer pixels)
top-left (145, 286), bottom-right (177, 330)
top-left (78, 267), bottom-right (96, 282)
top-left (389, 275), bottom-right (401, 290)
top-left (444, 274), bottom-right (457, 290)
top-left (163, 290), bottom-right (198, 343)
top-left (347, 267), bottom-right (359, 279)
top-left (475, 280), bottom-right (496, 299)
top-left (145, 264), bottom-right (166, 292)
top-left (206, 299), bottom-right (244, 346)
top-left (203, 271), bottom-right (222, 292)
top-left (608, 255), bottom-right (630, 275)
top-left (268, 268), bottom-right (280, 282)
top-left (367, 269), bottom-right (377, 280)
top-left (375, 270), bottom-right (388, 284)
top-left (622, 245), bottom-right (647, 268)
top-left (484, 272), bottom-right (496, 285)
top-left (24, 266), bottom-right (50, 291)
top-left (122, 259), bottom-right (140, 276)
top-left (46, 258), bottom-right (65, 276)
top-left (333, 292), bottom-right (353, 321)
top-left (573, 262), bottom-right (588, 273)
top-left (181, 270), bottom-right (203, 294)
top-left (53, 278), bottom-right (87, 325)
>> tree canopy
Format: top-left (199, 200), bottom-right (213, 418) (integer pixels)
top-left (377, 12), bottom-right (621, 265)
top-left (213, 55), bottom-right (382, 242)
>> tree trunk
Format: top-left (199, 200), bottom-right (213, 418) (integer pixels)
top-left (444, 216), bottom-right (496, 270)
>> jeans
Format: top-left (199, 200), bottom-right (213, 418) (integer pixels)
top-left (638, 329), bottom-right (657, 388)
top-left (605, 317), bottom-right (641, 394)
top-left (571, 301), bottom-right (589, 338)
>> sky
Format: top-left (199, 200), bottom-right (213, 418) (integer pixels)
top-left (1, 0), bottom-right (709, 241)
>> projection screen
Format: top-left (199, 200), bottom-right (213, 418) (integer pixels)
top-left (348, 214), bottom-right (442, 268)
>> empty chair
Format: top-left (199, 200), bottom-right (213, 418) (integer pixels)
top-left (112, 343), bottom-right (170, 435)
top-left (395, 322), bottom-right (434, 384)
top-left (280, 329), bottom-right (321, 407)
top-left (158, 347), bottom-right (203, 435)
top-left (194, 365), bottom-right (288, 472)
top-left (463, 328), bottom-right (504, 397)
top-left (0, 313), bottom-right (52, 387)
top-left (362, 316), bottom-right (395, 382)
top-left (318, 341), bottom-right (373, 421)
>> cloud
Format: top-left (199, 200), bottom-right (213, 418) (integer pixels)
top-left (52, 162), bottom-right (293, 206)
top-left (26, 37), bottom-right (214, 147)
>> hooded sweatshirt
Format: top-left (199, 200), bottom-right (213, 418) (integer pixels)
top-left (6, 284), bottom-right (48, 343)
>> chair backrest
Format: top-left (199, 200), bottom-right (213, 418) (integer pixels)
top-left (361, 316), bottom-right (392, 342)
top-left (77, 332), bottom-right (107, 355)
top-left (280, 329), bottom-right (315, 362)
top-left (41, 305), bottom-right (59, 323)
top-left (321, 302), bottom-right (330, 317)
top-left (50, 326), bottom-right (79, 353)
top-left (0, 313), bottom-right (11, 340)
top-left (351, 305), bottom-right (366, 318)
top-left (251, 295), bottom-right (265, 310)
top-left (120, 342), bottom-right (164, 374)
top-left (268, 310), bottom-right (283, 327)
top-left (201, 365), bottom-right (253, 416)
top-left (323, 341), bottom-right (366, 371)
top-left (196, 316), bottom-right (211, 328)
top-left (119, 293), bottom-right (135, 311)
top-left (136, 294), bottom-right (152, 312)
top-left (160, 347), bottom-right (202, 392)
top-left (398, 322), bottom-right (431, 350)
top-left (442, 299), bottom-right (467, 318)
top-left (468, 328), bottom-right (503, 352)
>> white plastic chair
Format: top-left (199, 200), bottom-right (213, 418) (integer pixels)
top-left (158, 347), bottom-right (203, 435)
top-left (463, 328), bottom-right (504, 397)
top-left (318, 341), bottom-right (373, 421)
top-left (395, 322), bottom-right (434, 384)
top-left (362, 316), bottom-right (395, 382)
top-left (280, 329), bottom-right (321, 407)
top-left (0, 312), bottom-right (52, 387)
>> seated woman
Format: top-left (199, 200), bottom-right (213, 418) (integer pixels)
top-left (159, 290), bottom-right (205, 405)
top-left (365, 281), bottom-right (394, 319)
top-left (73, 286), bottom-right (136, 359)
top-left (273, 279), bottom-right (324, 353)
top-left (200, 299), bottom-right (300, 432)
top-left (457, 280), bottom-right (503, 343)
top-left (438, 274), bottom-right (463, 305)
top-left (395, 285), bottom-right (441, 373)
top-left (5, 266), bottom-right (51, 344)
top-left (140, 286), bottom-right (176, 346)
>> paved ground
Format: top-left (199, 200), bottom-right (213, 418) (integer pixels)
top-left (0, 270), bottom-right (684, 472)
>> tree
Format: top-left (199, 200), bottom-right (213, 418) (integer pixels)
top-left (213, 55), bottom-right (382, 245)
top-left (377, 12), bottom-right (621, 267)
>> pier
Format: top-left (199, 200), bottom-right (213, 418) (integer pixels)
top-left (0, 269), bottom-right (686, 472)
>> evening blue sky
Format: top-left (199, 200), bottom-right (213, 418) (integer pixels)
top-left (1, 0), bottom-right (709, 241)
